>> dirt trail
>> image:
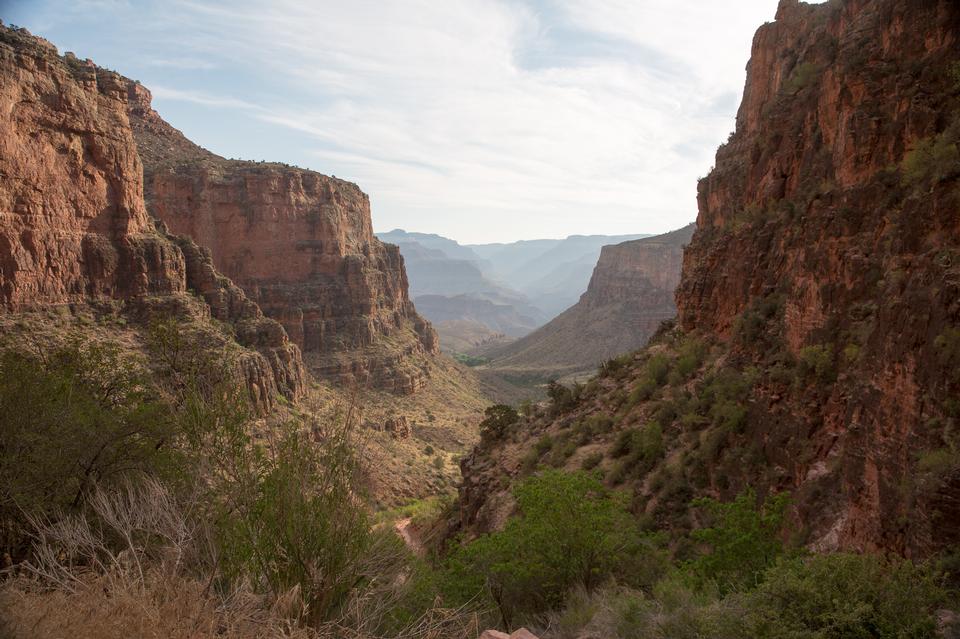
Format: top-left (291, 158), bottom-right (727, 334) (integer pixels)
top-left (394, 517), bottom-right (425, 557)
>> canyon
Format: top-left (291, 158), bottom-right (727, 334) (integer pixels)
top-left (458, 0), bottom-right (960, 556)
top-left (480, 224), bottom-right (694, 388)
top-left (0, 25), bottom-right (304, 413)
top-left (126, 84), bottom-right (439, 394)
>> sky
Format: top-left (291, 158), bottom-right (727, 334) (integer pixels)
top-left (4, 0), bottom-right (802, 243)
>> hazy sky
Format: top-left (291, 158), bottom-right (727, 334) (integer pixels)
top-left (5, 0), bottom-right (799, 243)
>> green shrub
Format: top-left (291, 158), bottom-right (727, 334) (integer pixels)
top-left (581, 451), bottom-right (604, 470)
top-left (433, 455), bottom-right (446, 469)
top-left (216, 420), bottom-right (372, 624)
top-left (0, 339), bottom-right (177, 558)
top-left (608, 422), bottom-right (665, 484)
top-left (903, 121), bottom-right (960, 187)
top-left (446, 470), bottom-right (666, 626)
top-left (798, 344), bottom-right (835, 383)
top-left (737, 554), bottom-right (946, 638)
top-left (783, 61), bottom-right (819, 94)
top-left (687, 490), bottom-right (789, 593)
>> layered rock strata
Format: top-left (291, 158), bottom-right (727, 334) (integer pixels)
top-left (125, 84), bottom-right (438, 393)
top-left (0, 25), bottom-right (304, 411)
top-left (485, 224), bottom-right (693, 380)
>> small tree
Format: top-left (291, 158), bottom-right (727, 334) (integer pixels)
top-left (478, 404), bottom-right (519, 443)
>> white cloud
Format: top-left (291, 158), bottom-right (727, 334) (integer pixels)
top-left (22, 0), bottom-right (802, 242)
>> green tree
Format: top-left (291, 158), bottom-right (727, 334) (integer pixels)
top-left (479, 404), bottom-right (520, 443)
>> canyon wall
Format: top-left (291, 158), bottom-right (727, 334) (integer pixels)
top-left (457, 0), bottom-right (960, 556)
top-left (0, 25), bottom-right (304, 410)
top-left (125, 86), bottom-right (438, 394)
top-left (676, 0), bottom-right (960, 553)
top-left (484, 225), bottom-right (693, 381)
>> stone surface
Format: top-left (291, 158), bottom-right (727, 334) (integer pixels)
top-left (0, 27), bottom-right (184, 309)
top-left (125, 84), bottom-right (439, 393)
top-left (383, 415), bottom-right (411, 439)
top-left (0, 25), bottom-right (305, 413)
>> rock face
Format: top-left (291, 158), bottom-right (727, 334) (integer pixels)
top-left (676, 0), bottom-right (960, 553)
top-left (484, 225), bottom-right (694, 381)
top-left (125, 85), bottom-right (439, 394)
top-left (0, 28), bottom-right (184, 309)
top-left (0, 25), bottom-right (304, 411)
top-left (456, 0), bottom-right (960, 557)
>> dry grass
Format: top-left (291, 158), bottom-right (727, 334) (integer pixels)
top-left (0, 478), bottom-right (482, 639)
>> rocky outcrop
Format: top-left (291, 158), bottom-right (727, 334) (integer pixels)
top-left (676, 0), bottom-right (960, 553)
top-left (456, 0), bottom-right (960, 557)
top-left (482, 225), bottom-right (693, 381)
top-left (125, 84), bottom-right (439, 394)
top-left (382, 415), bottom-right (411, 439)
top-left (0, 24), bottom-right (304, 412)
top-left (0, 27), bottom-right (185, 309)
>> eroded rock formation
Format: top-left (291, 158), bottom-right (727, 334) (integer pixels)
top-left (483, 225), bottom-right (693, 382)
top-left (456, 0), bottom-right (960, 556)
top-left (125, 84), bottom-right (439, 394)
top-left (676, 0), bottom-right (960, 553)
top-left (0, 25), bottom-right (304, 411)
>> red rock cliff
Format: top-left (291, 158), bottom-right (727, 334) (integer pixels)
top-left (125, 84), bottom-right (439, 394)
top-left (0, 29), bottom-right (184, 308)
top-left (677, 0), bottom-right (960, 553)
top-left (456, 0), bottom-right (960, 557)
top-left (0, 25), bottom-right (304, 410)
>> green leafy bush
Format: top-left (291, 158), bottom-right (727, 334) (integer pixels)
top-left (446, 470), bottom-right (666, 626)
top-left (687, 490), bottom-right (789, 593)
top-left (902, 120), bottom-right (960, 187)
top-left (783, 61), bottom-right (819, 94)
top-left (737, 553), bottom-right (946, 638)
top-left (798, 344), bottom-right (835, 383)
top-left (0, 339), bottom-right (177, 557)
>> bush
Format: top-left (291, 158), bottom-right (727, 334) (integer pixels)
top-left (479, 404), bottom-right (520, 443)
top-left (783, 61), bottom-right (819, 94)
top-left (0, 340), bottom-right (177, 558)
top-left (902, 120), bottom-right (960, 187)
top-left (215, 419), bottom-right (372, 624)
top-left (687, 490), bottom-right (789, 593)
top-left (446, 470), bottom-right (666, 626)
top-left (737, 553), bottom-right (947, 638)
top-left (798, 344), bottom-right (835, 383)
top-left (581, 451), bottom-right (604, 471)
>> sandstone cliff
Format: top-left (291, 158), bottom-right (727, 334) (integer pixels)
top-left (125, 84), bottom-right (439, 394)
top-left (457, 0), bottom-right (960, 556)
top-left (0, 25), bottom-right (304, 411)
top-left (483, 224), bottom-right (693, 382)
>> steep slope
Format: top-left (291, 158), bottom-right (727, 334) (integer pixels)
top-left (0, 25), bottom-right (305, 412)
top-left (457, 0), bottom-right (960, 556)
top-left (126, 85), bottom-right (439, 394)
top-left (484, 225), bottom-right (694, 382)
